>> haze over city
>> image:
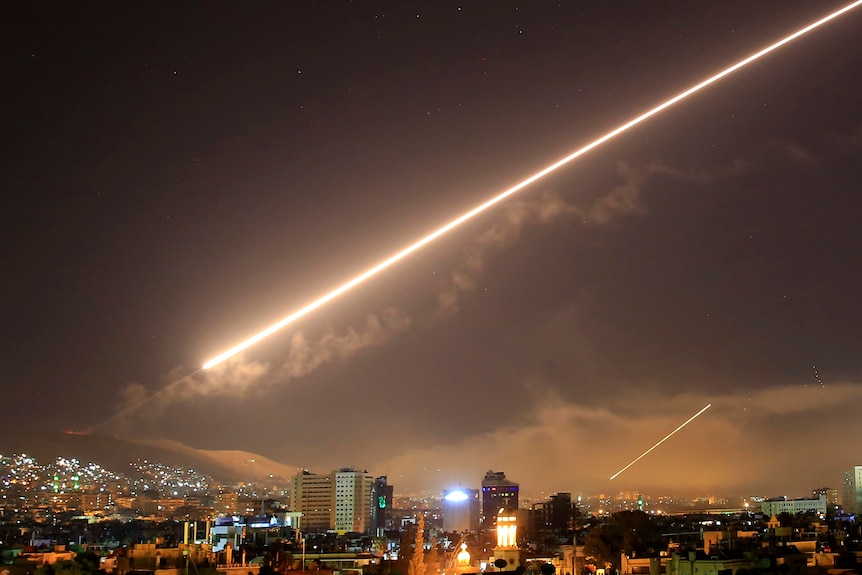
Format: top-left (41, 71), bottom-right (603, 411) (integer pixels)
top-left (3, 1), bottom-right (861, 499)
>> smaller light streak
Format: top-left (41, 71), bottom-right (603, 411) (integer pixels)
top-left (812, 365), bottom-right (825, 387)
top-left (610, 403), bottom-right (712, 480)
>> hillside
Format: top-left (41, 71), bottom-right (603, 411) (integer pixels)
top-left (130, 438), bottom-right (301, 481)
top-left (0, 431), bottom-right (299, 483)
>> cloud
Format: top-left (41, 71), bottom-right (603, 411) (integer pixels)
top-left (372, 380), bottom-right (862, 498)
top-left (277, 308), bottom-right (412, 379)
top-left (587, 162), bottom-right (652, 224)
top-left (106, 309), bottom-right (411, 424)
top-left (436, 189), bottom-right (581, 316)
top-left (195, 308), bottom-right (412, 390)
top-left (119, 381), bottom-right (149, 405)
top-left (435, 156), bottom-right (750, 316)
top-left (107, 154), bottom-right (756, 426)
top-left (591, 157), bottom-right (755, 223)
top-left (178, 360), bottom-right (271, 398)
top-left (717, 381), bottom-right (862, 418)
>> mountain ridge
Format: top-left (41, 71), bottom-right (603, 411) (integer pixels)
top-left (0, 431), bottom-right (300, 483)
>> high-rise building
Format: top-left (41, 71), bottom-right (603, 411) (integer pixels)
top-left (842, 466), bottom-right (862, 515)
top-left (811, 487), bottom-right (839, 511)
top-left (292, 470), bottom-right (335, 531)
top-left (373, 476), bottom-right (394, 532)
top-left (334, 467), bottom-right (375, 534)
top-left (481, 470), bottom-right (519, 527)
top-left (443, 488), bottom-right (481, 532)
top-left (529, 492), bottom-right (576, 535)
top-left (292, 468), bottom-right (377, 533)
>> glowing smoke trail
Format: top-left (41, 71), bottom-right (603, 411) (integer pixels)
top-left (610, 403), bottom-right (713, 480)
top-left (95, 369), bottom-right (204, 431)
top-left (203, 1), bottom-right (862, 370)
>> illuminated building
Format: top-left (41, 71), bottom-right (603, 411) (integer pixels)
top-left (481, 470), bottom-right (519, 527)
top-left (456, 543), bottom-right (472, 568)
top-left (373, 476), bottom-right (394, 533)
top-left (842, 466), bottom-right (862, 515)
top-left (760, 494), bottom-right (827, 516)
top-left (811, 487), bottom-right (839, 512)
top-left (81, 491), bottom-right (113, 514)
top-left (291, 467), bottom-right (377, 533)
top-left (216, 492), bottom-right (239, 514)
top-left (490, 506), bottom-right (522, 570)
top-left (528, 492), bottom-right (575, 535)
top-left (291, 469), bottom-right (335, 531)
top-left (335, 467), bottom-right (375, 534)
top-left (443, 488), bottom-right (480, 532)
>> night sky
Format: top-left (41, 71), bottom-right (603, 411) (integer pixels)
top-left (4, 1), bottom-right (861, 499)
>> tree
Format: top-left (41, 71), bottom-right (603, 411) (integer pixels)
top-left (584, 525), bottom-right (619, 571)
top-left (373, 536), bottom-right (389, 556)
top-left (35, 553), bottom-right (105, 575)
top-left (408, 515), bottom-right (426, 575)
top-left (74, 552), bottom-right (101, 575)
top-left (614, 510), bottom-right (662, 557)
top-left (583, 510), bottom-right (663, 571)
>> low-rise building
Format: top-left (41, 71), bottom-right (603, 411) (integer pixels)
top-left (760, 494), bottom-right (826, 516)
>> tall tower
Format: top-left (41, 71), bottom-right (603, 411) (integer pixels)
top-left (481, 470), bottom-right (519, 528)
top-left (491, 506), bottom-right (522, 570)
top-left (291, 467), bottom-right (376, 533)
top-left (291, 470), bottom-right (335, 531)
top-left (842, 466), bottom-right (862, 515)
top-left (443, 488), bottom-right (481, 532)
top-left (549, 492), bottom-right (574, 532)
top-left (335, 467), bottom-right (375, 534)
top-left (373, 476), bottom-right (394, 533)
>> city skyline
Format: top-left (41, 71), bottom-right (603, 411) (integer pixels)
top-left (3, 443), bottom-right (862, 530)
top-left (3, 2), bottom-right (862, 497)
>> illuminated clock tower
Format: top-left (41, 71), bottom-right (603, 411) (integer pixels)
top-left (491, 506), bottom-right (522, 570)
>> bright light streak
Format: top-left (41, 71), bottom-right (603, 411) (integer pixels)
top-left (203, 1), bottom-right (862, 370)
top-left (609, 403), bottom-right (712, 481)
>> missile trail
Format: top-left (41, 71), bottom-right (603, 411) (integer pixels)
top-left (203, 1), bottom-right (862, 370)
top-left (94, 369), bottom-right (203, 431)
top-left (609, 403), bottom-right (712, 481)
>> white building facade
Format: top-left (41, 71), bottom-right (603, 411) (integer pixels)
top-left (842, 466), bottom-right (862, 515)
top-left (335, 467), bottom-right (375, 534)
top-left (760, 494), bottom-right (827, 516)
